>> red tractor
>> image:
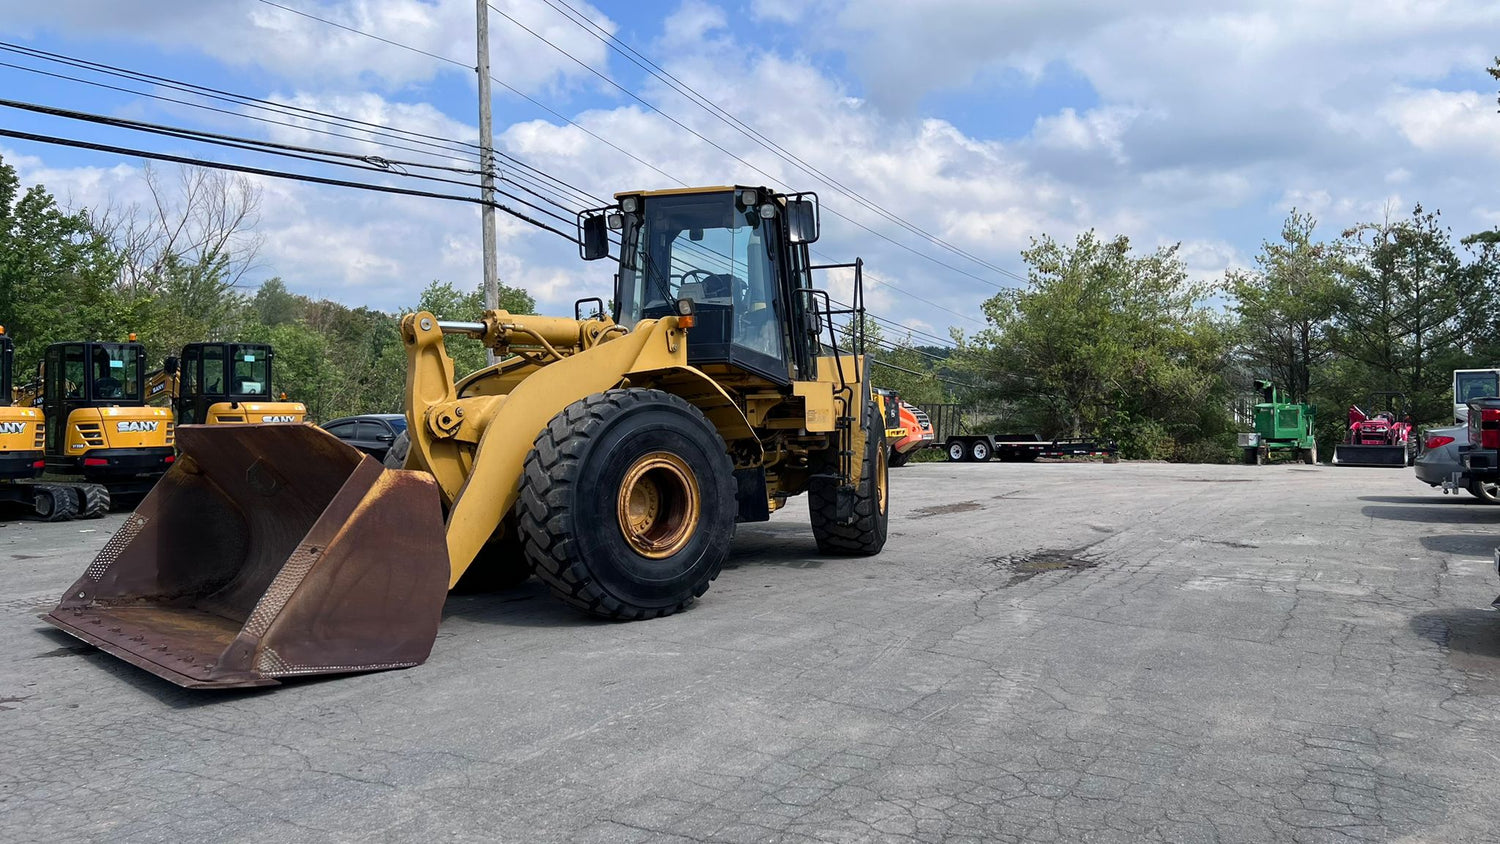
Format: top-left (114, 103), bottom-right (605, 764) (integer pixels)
top-left (1333, 391), bottom-right (1415, 467)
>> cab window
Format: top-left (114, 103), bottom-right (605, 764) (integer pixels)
top-left (231, 347), bottom-right (270, 397)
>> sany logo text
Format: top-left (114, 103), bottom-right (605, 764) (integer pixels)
top-left (0, 421), bottom-right (26, 434)
top-left (261, 415), bottom-right (298, 423)
top-left (116, 421), bottom-right (160, 433)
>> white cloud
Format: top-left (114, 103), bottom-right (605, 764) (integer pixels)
top-left (0, 0), bottom-right (616, 93)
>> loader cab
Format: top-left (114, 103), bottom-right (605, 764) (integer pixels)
top-left (587, 186), bottom-right (823, 386)
top-left (176, 342), bottom-right (275, 424)
top-left (40, 341), bottom-right (147, 455)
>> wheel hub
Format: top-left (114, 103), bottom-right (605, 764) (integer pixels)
top-left (617, 452), bottom-right (700, 558)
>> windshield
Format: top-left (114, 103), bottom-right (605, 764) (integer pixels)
top-left (1457, 372), bottom-right (1498, 404)
top-left (91, 344), bottom-right (141, 402)
top-left (231, 346), bottom-right (271, 398)
top-left (616, 192), bottom-right (775, 329)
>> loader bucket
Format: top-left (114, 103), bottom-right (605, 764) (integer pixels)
top-left (1332, 444), bottom-right (1408, 468)
top-left (45, 424), bottom-right (451, 689)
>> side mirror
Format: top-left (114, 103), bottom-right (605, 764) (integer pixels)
top-left (581, 214), bottom-right (610, 261)
top-left (804, 311), bottom-right (822, 336)
top-left (787, 199), bottom-right (819, 244)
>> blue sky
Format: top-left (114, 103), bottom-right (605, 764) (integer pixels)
top-left (1, 0), bottom-right (1497, 341)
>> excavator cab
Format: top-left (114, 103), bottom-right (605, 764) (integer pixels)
top-left (38, 341), bottom-right (174, 482)
top-left (172, 342), bottom-right (305, 424)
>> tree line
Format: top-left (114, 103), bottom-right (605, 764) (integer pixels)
top-left (6, 150), bottom-right (1500, 461)
top-left (869, 208), bottom-right (1500, 461)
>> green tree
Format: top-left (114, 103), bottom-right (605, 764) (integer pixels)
top-left (1229, 211), bottom-right (1343, 402)
top-left (960, 231), bottom-right (1234, 460)
top-left (1332, 205), bottom-right (1492, 422)
top-left (0, 153), bottom-right (131, 370)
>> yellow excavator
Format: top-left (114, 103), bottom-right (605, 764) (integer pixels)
top-left (47, 185), bottom-right (889, 689)
top-left (1, 331), bottom-right (137, 521)
top-left (145, 341), bottom-right (307, 425)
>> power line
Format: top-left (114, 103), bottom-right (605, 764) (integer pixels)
top-left (252, 0), bottom-right (682, 185)
top-left (0, 43), bottom-right (611, 227)
top-left (255, 0), bottom-right (1020, 314)
top-left (538, 0), bottom-right (1027, 288)
top-left (0, 99), bottom-right (585, 232)
top-left (0, 41), bottom-right (483, 165)
top-left (0, 127), bottom-right (581, 243)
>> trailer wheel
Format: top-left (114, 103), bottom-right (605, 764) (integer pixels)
top-left (518, 389), bottom-right (736, 620)
top-left (33, 486), bottom-right (77, 522)
top-left (947, 441), bottom-right (966, 462)
top-left (970, 440), bottom-right (991, 462)
top-left (810, 400), bottom-right (889, 556)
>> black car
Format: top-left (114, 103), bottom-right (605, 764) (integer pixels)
top-left (320, 413), bottom-right (406, 461)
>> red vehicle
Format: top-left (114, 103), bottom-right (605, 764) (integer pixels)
top-left (889, 400), bottom-right (935, 467)
top-left (1333, 391), bottom-right (1414, 467)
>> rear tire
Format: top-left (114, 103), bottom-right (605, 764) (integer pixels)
top-left (518, 389), bottom-right (736, 620)
top-left (970, 440), bottom-right (992, 462)
top-left (33, 486), bottom-right (77, 522)
top-left (1469, 481), bottom-right (1500, 505)
top-left (810, 400), bottom-right (889, 556)
top-left (947, 441), bottom-right (966, 462)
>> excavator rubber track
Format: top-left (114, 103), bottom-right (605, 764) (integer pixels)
top-left (45, 423), bottom-right (451, 688)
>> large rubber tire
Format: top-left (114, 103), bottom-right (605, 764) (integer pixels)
top-left (1469, 480), bottom-right (1500, 505)
top-left (518, 389), bottom-right (736, 620)
top-left (947, 441), bottom-right (967, 462)
top-left (33, 486), bottom-right (77, 522)
top-left (970, 439), bottom-right (992, 462)
top-left (889, 447), bottom-right (911, 468)
top-left (810, 401), bottom-right (889, 556)
top-left (382, 430), bottom-right (411, 469)
top-left (75, 484), bottom-right (110, 518)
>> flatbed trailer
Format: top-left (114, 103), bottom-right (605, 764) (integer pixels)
top-left (943, 433), bottom-right (1117, 463)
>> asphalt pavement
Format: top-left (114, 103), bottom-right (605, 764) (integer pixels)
top-left (3, 460), bottom-right (1500, 842)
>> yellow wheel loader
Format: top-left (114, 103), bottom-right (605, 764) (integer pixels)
top-left (145, 341), bottom-right (307, 425)
top-left (0, 328), bottom-right (114, 520)
top-left (46, 185), bottom-right (889, 689)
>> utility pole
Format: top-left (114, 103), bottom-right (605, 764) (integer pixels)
top-left (475, 0), bottom-right (500, 364)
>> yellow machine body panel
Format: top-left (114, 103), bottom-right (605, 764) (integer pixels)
top-left (62, 406), bottom-right (175, 454)
top-left (201, 401), bottom-right (308, 424)
top-left (0, 405), bottom-right (45, 455)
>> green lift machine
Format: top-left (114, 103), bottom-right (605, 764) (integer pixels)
top-left (1238, 380), bottom-right (1317, 465)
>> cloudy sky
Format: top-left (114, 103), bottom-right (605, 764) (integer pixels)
top-left (0, 0), bottom-right (1497, 342)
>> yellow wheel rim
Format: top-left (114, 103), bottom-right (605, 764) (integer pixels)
top-left (876, 441), bottom-right (888, 513)
top-left (616, 451), bottom-right (701, 558)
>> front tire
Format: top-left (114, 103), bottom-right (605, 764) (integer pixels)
top-left (382, 430), bottom-right (411, 469)
top-left (970, 440), bottom-right (992, 462)
top-left (947, 441), bottom-right (966, 462)
top-left (810, 400), bottom-right (889, 555)
top-left (518, 389), bottom-right (736, 620)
